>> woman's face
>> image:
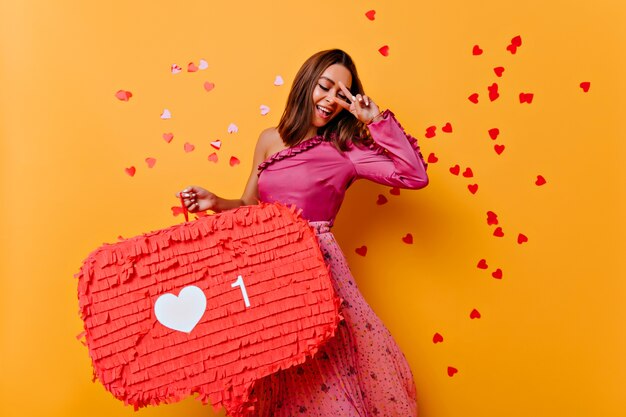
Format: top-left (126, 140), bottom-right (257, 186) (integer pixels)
top-left (311, 64), bottom-right (353, 127)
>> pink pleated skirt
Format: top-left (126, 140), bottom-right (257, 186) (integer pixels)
top-left (244, 221), bottom-right (418, 417)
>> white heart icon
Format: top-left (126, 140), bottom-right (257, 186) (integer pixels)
top-left (154, 286), bottom-right (207, 333)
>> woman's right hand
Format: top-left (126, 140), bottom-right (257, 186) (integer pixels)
top-left (175, 186), bottom-right (219, 213)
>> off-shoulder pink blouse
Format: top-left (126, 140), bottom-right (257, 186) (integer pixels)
top-left (257, 110), bottom-right (429, 226)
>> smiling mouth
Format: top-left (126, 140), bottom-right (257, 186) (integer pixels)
top-left (316, 105), bottom-right (333, 119)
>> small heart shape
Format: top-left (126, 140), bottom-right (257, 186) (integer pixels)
top-left (115, 90), bottom-right (132, 101)
top-left (433, 333), bottom-right (444, 343)
top-left (160, 109), bottom-right (171, 119)
top-left (492, 268), bottom-right (503, 279)
top-left (580, 81), bottom-right (590, 92)
top-left (260, 105), bottom-right (270, 115)
top-left (228, 123), bottom-right (239, 134)
top-left (125, 166), bottom-right (136, 177)
top-left (154, 286), bottom-right (207, 333)
top-left (468, 93), bottom-right (479, 104)
top-left (447, 366), bottom-right (458, 377)
top-left (493, 227), bottom-right (504, 237)
top-left (274, 75), bottom-right (284, 86)
top-left (187, 62), bottom-right (198, 72)
top-left (207, 153), bottom-right (218, 163)
top-left (145, 157), bottom-right (156, 168)
top-left (477, 259), bottom-right (488, 269)
top-left (389, 187), bottom-right (400, 196)
top-left (376, 194), bottom-right (388, 205)
top-left (462, 167), bottom-right (473, 178)
top-left (442, 122), bottom-right (453, 133)
top-left (162, 132), bottom-right (174, 143)
top-left (535, 175), bottom-right (547, 186)
top-left (198, 59), bottom-right (209, 70)
top-left (470, 309), bottom-right (481, 319)
top-left (506, 44), bottom-right (518, 54)
top-left (486, 211), bottom-right (498, 225)
top-left (494, 144), bottom-right (505, 155)
top-left (488, 82), bottom-right (499, 101)
top-left (210, 140), bottom-right (222, 150)
top-left (427, 153), bottom-right (438, 163)
top-left (488, 128), bottom-right (500, 140)
top-left (511, 35), bottom-right (522, 47)
top-left (519, 93), bottom-right (534, 103)
top-left (171, 64), bottom-right (182, 74)
top-left (494, 66), bottom-right (505, 77)
top-left (472, 45), bottom-right (483, 55)
top-left (449, 164), bottom-right (460, 176)
top-left (229, 156), bottom-right (240, 167)
top-left (365, 9), bottom-right (376, 20)
top-left (203, 82), bottom-right (215, 92)
top-left (425, 126), bottom-right (436, 138)
top-left (355, 246), bottom-right (368, 256)
top-left (378, 45), bottom-right (389, 56)
top-left (402, 233), bottom-right (413, 244)
top-left (184, 142), bottom-right (195, 153)
top-left (171, 206), bottom-right (185, 216)
top-left (517, 233), bottom-right (528, 244)
top-left (468, 184), bottom-right (478, 194)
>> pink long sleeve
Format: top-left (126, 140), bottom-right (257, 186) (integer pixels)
top-left (348, 109), bottom-right (429, 189)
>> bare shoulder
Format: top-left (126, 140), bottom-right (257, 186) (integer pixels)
top-left (257, 127), bottom-right (286, 159)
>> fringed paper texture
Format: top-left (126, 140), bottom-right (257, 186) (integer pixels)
top-left (76, 202), bottom-right (341, 416)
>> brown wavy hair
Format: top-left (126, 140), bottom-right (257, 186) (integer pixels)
top-left (277, 49), bottom-right (372, 151)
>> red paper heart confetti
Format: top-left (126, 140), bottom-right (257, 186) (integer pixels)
top-left (211, 140), bottom-right (222, 150)
top-left (494, 144), bottom-right (505, 155)
top-left (506, 35), bottom-right (522, 54)
top-left (229, 156), bottom-right (240, 167)
top-left (171, 206), bottom-right (185, 216)
top-left (115, 90), bottom-right (132, 101)
top-left (472, 45), bottom-right (483, 55)
top-left (580, 82), bottom-right (591, 92)
top-left (433, 333), bottom-right (444, 343)
top-left (486, 211), bottom-right (498, 225)
top-left (468, 93), bottom-right (479, 104)
top-left (493, 227), bottom-right (504, 237)
top-left (389, 187), bottom-right (400, 196)
top-left (163, 132), bottom-right (174, 143)
top-left (402, 233), bottom-right (413, 244)
top-left (425, 126), bottom-right (437, 138)
top-left (470, 309), bottom-right (481, 319)
top-left (355, 246), bottom-right (368, 256)
top-left (77, 203), bottom-right (340, 415)
top-left (184, 142), bottom-right (195, 153)
top-left (519, 93), bottom-right (534, 103)
top-left (494, 67), bottom-right (505, 77)
top-left (447, 366), bottom-right (458, 377)
top-left (204, 82), bottom-right (215, 92)
top-left (492, 268), bottom-right (503, 279)
top-left (488, 83), bottom-right (500, 101)
top-left (517, 233), bottom-right (528, 244)
top-left (442, 122), bottom-right (453, 133)
top-left (449, 164), bottom-right (460, 176)
top-left (125, 166), bottom-right (136, 177)
top-left (462, 167), bottom-right (473, 178)
top-left (187, 62), bottom-right (198, 72)
top-left (145, 157), bottom-right (156, 168)
top-left (208, 153), bottom-right (218, 163)
top-left (427, 153), bottom-right (438, 163)
top-left (535, 175), bottom-right (547, 186)
top-left (365, 9), bottom-right (376, 20)
top-left (378, 45), bottom-right (390, 56)
top-left (488, 128), bottom-right (500, 140)
top-left (477, 259), bottom-right (488, 269)
top-left (468, 184), bottom-right (478, 194)
top-left (375, 194), bottom-right (388, 205)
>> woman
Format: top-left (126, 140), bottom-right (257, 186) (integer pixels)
top-left (177, 49), bottom-right (428, 416)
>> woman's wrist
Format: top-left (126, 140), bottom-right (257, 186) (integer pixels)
top-left (366, 110), bottom-right (386, 125)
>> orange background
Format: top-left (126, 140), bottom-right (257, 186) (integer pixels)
top-left (1, 1), bottom-right (624, 416)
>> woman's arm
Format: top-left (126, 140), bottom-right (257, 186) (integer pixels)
top-left (176, 129), bottom-right (272, 212)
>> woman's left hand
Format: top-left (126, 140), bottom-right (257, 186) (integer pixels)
top-left (334, 80), bottom-right (381, 124)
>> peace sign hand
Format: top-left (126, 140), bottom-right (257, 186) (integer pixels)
top-left (333, 80), bottom-right (381, 124)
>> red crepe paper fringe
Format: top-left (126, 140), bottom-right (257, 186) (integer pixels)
top-left (76, 202), bottom-right (340, 416)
